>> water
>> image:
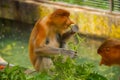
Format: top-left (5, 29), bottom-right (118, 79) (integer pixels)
top-left (0, 18), bottom-right (33, 68)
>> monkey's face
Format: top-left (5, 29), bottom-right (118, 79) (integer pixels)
top-left (98, 46), bottom-right (120, 66)
top-left (50, 9), bottom-right (74, 33)
top-left (56, 15), bottom-right (73, 30)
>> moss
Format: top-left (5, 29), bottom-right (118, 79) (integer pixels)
top-left (70, 11), bottom-right (120, 38)
top-left (109, 25), bottom-right (120, 38)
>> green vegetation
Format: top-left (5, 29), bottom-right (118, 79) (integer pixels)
top-left (52, 0), bottom-right (120, 11)
top-left (0, 65), bottom-right (26, 80)
top-left (0, 56), bottom-right (107, 80)
top-left (53, 0), bottom-right (109, 10)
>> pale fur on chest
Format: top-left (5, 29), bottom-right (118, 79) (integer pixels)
top-left (39, 34), bottom-right (59, 72)
top-left (46, 35), bottom-right (59, 48)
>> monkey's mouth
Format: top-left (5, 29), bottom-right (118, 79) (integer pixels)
top-left (65, 24), bottom-right (71, 28)
top-left (65, 22), bottom-right (74, 28)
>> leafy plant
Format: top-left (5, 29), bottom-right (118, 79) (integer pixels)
top-left (52, 56), bottom-right (108, 80)
top-left (0, 56), bottom-right (108, 80)
top-left (0, 65), bottom-right (26, 80)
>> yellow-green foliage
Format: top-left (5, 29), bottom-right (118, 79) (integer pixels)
top-left (110, 25), bottom-right (120, 38)
top-left (71, 11), bottom-right (120, 38)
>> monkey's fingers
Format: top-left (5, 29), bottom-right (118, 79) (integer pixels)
top-left (69, 51), bottom-right (78, 59)
top-left (72, 51), bottom-right (78, 59)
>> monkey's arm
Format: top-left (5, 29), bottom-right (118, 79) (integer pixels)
top-left (35, 46), bottom-right (76, 58)
top-left (59, 25), bottom-right (79, 48)
top-left (62, 24), bottom-right (79, 41)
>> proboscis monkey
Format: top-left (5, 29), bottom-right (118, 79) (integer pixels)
top-left (29, 9), bottom-right (79, 72)
top-left (97, 39), bottom-right (120, 66)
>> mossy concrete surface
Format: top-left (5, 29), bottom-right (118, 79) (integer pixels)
top-left (0, 0), bottom-right (120, 38)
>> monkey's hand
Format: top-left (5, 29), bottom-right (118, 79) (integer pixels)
top-left (61, 49), bottom-right (77, 58)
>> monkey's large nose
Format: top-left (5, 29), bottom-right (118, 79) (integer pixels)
top-left (70, 20), bottom-right (74, 24)
top-left (97, 48), bottom-right (102, 54)
top-left (67, 19), bottom-right (74, 26)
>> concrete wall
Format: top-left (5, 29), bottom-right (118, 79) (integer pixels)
top-left (0, 0), bottom-right (120, 38)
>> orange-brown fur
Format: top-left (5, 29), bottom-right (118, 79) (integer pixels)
top-left (97, 39), bottom-right (120, 66)
top-left (29, 9), bottom-right (76, 72)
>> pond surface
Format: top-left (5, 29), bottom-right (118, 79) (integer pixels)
top-left (0, 18), bottom-right (33, 68)
top-left (0, 18), bottom-right (120, 80)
